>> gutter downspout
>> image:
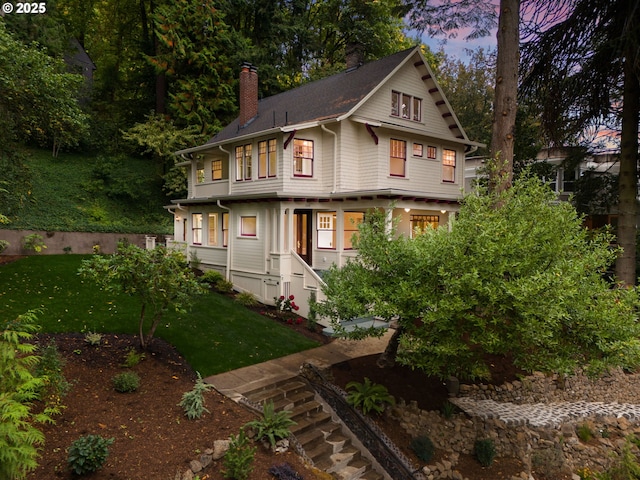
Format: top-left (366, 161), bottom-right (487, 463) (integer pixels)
top-left (217, 145), bottom-right (232, 281)
top-left (321, 124), bottom-right (338, 193)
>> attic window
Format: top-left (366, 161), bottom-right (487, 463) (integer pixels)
top-left (391, 90), bottom-right (422, 122)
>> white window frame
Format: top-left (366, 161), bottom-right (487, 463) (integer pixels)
top-left (317, 212), bottom-right (336, 249)
top-left (192, 213), bottom-right (203, 245)
top-left (207, 213), bottom-right (218, 246)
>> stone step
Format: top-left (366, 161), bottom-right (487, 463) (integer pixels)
top-left (290, 399), bottom-right (323, 421)
top-left (243, 378), bottom-right (306, 402)
top-left (333, 458), bottom-right (370, 480)
top-left (289, 410), bottom-right (333, 437)
top-left (235, 375), bottom-right (294, 398)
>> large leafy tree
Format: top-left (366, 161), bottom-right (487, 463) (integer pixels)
top-left (318, 176), bottom-right (640, 379)
top-left (78, 243), bottom-right (205, 349)
top-left (520, 0), bottom-right (640, 285)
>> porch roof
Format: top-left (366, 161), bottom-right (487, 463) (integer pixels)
top-left (169, 188), bottom-right (461, 207)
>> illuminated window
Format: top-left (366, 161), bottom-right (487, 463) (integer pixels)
top-left (343, 212), bottom-right (364, 249)
top-left (390, 139), bottom-right (406, 177)
top-left (211, 159), bottom-right (222, 180)
top-left (427, 146), bottom-right (437, 159)
top-left (235, 144), bottom-right (252, 181)
top-left (258, 139), bottom-right (277, 178)
top-left (222, 213), bottom-right (229, 247)
top-left (207, 213), bottom-right (218, 246)
top-left (240, 216), bottom-right (257, 237)
top-left (413, 143), bottom-right (423, 157)
top-left (293, 139), bottom-right (313, 177)
top-left (443, 149), bottom-right (456, 182)
top-left (410, 215), bottom-right (439, 237)
top-left (192, 213), bottom-right (202, 244)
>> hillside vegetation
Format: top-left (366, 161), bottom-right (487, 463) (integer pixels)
top-left (1, 149), bottom-right (172, 234)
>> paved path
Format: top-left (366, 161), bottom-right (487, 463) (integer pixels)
top-left (204, 330), bottom-right (394, 402)
top-left (452, 397), bottom-right (640, 428)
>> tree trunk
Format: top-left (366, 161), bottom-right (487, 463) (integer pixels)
top-left (489, 0), bottom-right (520, 194)
top-left (614, 35), bottom-right (639, 286)
top-left (139, 303), bottom-right (147, 349)
top-left (377, 326), bottom-right (404, 368)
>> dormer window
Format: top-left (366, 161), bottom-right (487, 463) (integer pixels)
top-left (391, 90), bottom-right (422, 122)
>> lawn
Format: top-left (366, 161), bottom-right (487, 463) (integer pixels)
top-left (0, 255), bottom-right (320, 376)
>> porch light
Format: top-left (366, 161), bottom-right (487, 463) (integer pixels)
top-left (404, 208), bottom-right (411, 213)
top-left (440, 209), bottom-right (446, 214)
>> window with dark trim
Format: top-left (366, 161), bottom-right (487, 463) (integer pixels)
top-left (443, 149), bottom-right (456, 182)
top-left (343, 212), bottom-right (364, 249)
top-left (413, 143), bottom-right (423, 157)
top-left (410, 214), bottom-right (439, 237)
top-left (258, 139), bottom-right (277, 178)
top-left (222, 213), bottom-right (229, 247)
top-left (427, 145), bottom-right (437, 159)
top-left (293, 139), bottom-right (313, 177)
top-left (391, 90), bottom-right (422, 121)
top-left (235, 144), bottom-right (252, 181)
top-left (211, 159), bottom-right (223, 180)
top-left (240, 216), bottom-right (257, 237)
top-left (196, 161), bottom-right (205, 183)
top-left (390, 139), bottom-right (406, 177)
top-left (207, 213), bottom-right (218, 246)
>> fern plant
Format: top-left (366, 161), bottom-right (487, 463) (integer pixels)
top-left (179, 372), bottom-right (214, 419)
top-left (244, 401), bottom-right (296, 449)
top-left (346, 377), bottom-right (395, 415)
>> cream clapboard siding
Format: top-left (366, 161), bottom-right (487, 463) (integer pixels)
top-left (230, 205), bottom-right (268, 273)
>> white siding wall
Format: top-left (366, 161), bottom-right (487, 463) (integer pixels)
top-left (230, 205), bottom-right (268, 273)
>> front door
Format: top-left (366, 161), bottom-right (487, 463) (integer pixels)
top-left (293, 209), bottom-right (312, 266)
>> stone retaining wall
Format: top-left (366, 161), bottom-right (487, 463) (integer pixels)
top-left (392, 369), bottom-right (640, 479)
top-left (0, 229), bottom-right (169, 255)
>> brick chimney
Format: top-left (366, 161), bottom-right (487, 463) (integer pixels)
top-left (239, 62), bottom-right (258, 127)
top-left (346, 43), bottom-right (364, 70)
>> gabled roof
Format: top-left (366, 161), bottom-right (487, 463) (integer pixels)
top-left (177, 47), bottom-right (477, 155)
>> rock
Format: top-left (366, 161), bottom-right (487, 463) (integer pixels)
top-left (181, 469), bottom-right (194, 480)
top-left (189, 460), bottom-right (202, 473)
top-left (213, 439), bottom-right (231, 460)
top-left (200, 452), bottom-right (213, 468)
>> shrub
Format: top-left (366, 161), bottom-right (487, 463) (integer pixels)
top-left (531, 446), bottom-right (566, 478)
top-left (275, 295), bottom-right (299, 313)
top-left (22, 234), bottom-right (46, 253)
top-left (345, 377), bottom-right (395, 415)
top-left (410, 435), bottom-right (435, 463)
top-left (577, 423), bottom-right (594, 442)
top-left (440, 400), bottom-right (457, 419)
top-left (474, 438), bottom-right (496, 467)
top-left (268, 462), bottom-right (304, 480)
top-left (0, 239), bottom-right (9, 254)
top-left (223, 430), bottom-right (256, 480)
top-left (200, 270), bottom-right (224, 285)
top-left (84, 331), bottom-right (103, 346)
top-left (67, 434), bottom-right (114, 475)
top-left (244, 401), bottom-right (296, 449)
top-left (179, 372), bottom-right (213, 419)
top-left (216, 279), bottom-right (234, 293)
top-left (112, 371), bottom-right (140, 393)
top-left (236, 291), bottom-right (258, 307)
top-left (35, 340), bottom-right (70, 402)
top-left (121, 347), bottom-right (145, 368)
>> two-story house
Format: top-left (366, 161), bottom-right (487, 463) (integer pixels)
top-left (168, 47), bottom-right (481, 320)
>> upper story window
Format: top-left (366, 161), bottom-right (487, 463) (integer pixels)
top-left (235, 144), bottom-right (252, 181)
top-left (192, 213), bottom-right (203, 244)
top-left (442, 148), bottom-right (456, 183)
top-left (258, 139), bottom-right (277, 178)
top-left (211, 159), bottom-right (223, 180)
top-left (293, 139), bottom-right (313, 177)
top-left (196, 161), bottom-right (205, 183)
top-left (390, 139), bottom-right (406, 177)
top-left (413, 143), bottom-right (423, 157)
top-left (391, 90), bottom-right (422, 121)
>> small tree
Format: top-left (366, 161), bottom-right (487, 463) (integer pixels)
top-left (318, 175), bottom-right (640, 380)
top-left (79, 242), bottom-right (205, 349)
top-left (0, 311), bottom-right (60, 479)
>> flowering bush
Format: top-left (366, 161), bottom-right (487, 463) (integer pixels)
top-left (274, 295), bottom-right (300, 313)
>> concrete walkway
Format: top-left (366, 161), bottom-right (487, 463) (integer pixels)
top-left (204, 330), bottom-right (394, 402)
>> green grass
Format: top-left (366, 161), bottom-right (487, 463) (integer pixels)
top-left (0, 255), bottom-right (320, 376)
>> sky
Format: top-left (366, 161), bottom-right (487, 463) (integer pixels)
top-left (420, 31), bottom-right (497, 61)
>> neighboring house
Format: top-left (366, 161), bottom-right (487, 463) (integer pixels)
top-left (168, 47), bottom-right (482, 320)
top-left (465, 147), bottom-right (621, 229)
top-left (64, 38), bottom-right (96, 103)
